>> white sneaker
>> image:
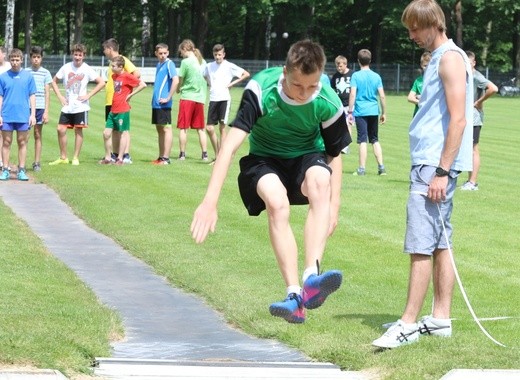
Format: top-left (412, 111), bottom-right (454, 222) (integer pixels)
top-left (372, 319), bottom-right (419, 348)
top-left (418, 315), bottom-right (452, 337)
top-left (460, 181), bottom-right (478, 191)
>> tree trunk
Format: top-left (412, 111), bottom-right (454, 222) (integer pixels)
top-left (192, 0), bottom-right (208, 52)
top-left (74, 0), bottom-right (84, 44)
top-left (481, 20), bottom-right (492, 67)
top-left (4, 0), bottom-right (15, 50)
top-left (141, 0), bottom-right (151, 57)
top-left (454, 0), bottom-right (463, 48)
top-left (24, 0), bottom-right (32, 54)
top-left (514, 10), bottom-right (520, 86)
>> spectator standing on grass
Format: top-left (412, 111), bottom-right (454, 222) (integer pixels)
top-left (203, 44), bottom-right (250, 161)
top-left (176, 39), bottom-right (208, 161)
top-left (330, 55), bottom-right (354, 154)
top-left (460, 51), bottom-right (498, 191)
top-left (26, 46), bottom-right (52, 172)
top-left (99, 56), bottom-right (147, 166)
top-left (102, 38), bottom-right (141, 164)
top-left (372, 0), bottom-right (473, 349)
top-left (49, 43), bottom-right (105, 166)
top-left (151, 43), bottom-right (179, 165)
top-left (0, 46), bottom-right (12, 170)
top-left (347, 49), bottom-right (387, 176)
top-left (191, 40), bottom-right (351, 324)
top-left (0, 48), bottom-right (36, 181)
top-left (407, 51), bottom-right (432, 117)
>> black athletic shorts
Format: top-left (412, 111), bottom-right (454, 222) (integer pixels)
top-left (237, 152), bottom-right (331, 216)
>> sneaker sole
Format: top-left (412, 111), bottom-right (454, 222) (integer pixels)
top-left (303, 271), bottom-right (343, 310)
top-left (269, 305), bottom-right (305, 324)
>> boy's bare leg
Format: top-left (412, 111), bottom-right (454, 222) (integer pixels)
top-left (118, 131), bottom-right (129, 160)
top-left (16, 131), bottom-right (29, 169)
top-left (1, 131), bottom-right (13, 168)
top-left (257, 173), bottom-right (299, 287)
top-left (206, 124), bottom-right (218, 156)
top-left (301, 166), bottom-right (331, 269)
top-left (57, 125), bottom-right (68, 159)
top-left (34, 124), bottom-right (43, 164)
top-left (73, 128), bottom-right (83, 159)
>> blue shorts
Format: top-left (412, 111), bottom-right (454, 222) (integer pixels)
top-left (404, 165), bottom-right (459, 255)
top-left (35, 109), bottom-right (45, 125)
top-left (354, 115), bottom-right (379, 144)
top-left (1, 122), bottom-right (30, 132)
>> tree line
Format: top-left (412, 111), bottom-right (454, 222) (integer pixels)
top-left (2, 0), bottom-right (519, 76)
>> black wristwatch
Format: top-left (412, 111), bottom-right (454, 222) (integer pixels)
top-left (435, 166), bottom-right (449, 177)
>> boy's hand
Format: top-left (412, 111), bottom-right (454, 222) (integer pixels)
top-left (191, 202), bottom-right (218, 244)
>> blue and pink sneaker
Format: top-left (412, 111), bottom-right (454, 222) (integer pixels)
top-left (302, 270), bottom-right (343, 309)
top-left (269, 293), bottom-right (305, 323)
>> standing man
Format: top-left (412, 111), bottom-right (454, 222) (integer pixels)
top-left (330, 55), bottom-right (354, 154)
top-left (203, 44), bottom-right (250, 161)
top-left (460, 51), bottom-right (498, 191)
top-left (49, 43), bottom-right (105, 166)
top-left (102, 38), bottom-right (141, 164)
top-left (347, 49), bottom-right (387, 176)
top-left (372, 0), bottom-right (473, 349)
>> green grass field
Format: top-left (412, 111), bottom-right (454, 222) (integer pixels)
top-left (1, 86), bottom-right (520, 379)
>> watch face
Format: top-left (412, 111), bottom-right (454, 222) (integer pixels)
top-left (436, 167), bottom-right (448, 176)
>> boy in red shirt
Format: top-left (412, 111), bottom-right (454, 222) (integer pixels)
top-left (99, 56), bottom-right (146, 165)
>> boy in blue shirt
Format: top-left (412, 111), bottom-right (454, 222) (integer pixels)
top-left (0, 48), bottom-right (36, 181)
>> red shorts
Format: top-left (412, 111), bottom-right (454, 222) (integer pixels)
top-left (177, 99), bottom-right (205, 129)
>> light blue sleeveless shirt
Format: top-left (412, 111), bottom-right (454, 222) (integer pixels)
top-left (409, 39), bottom-right (473, 171)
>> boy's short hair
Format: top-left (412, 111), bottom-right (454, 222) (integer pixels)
top-left (8, 48), bottom-right (23, 59)
top-left (465, 50), bottom-right (475, 60)
top-left (0, 46), bottom-right (7, 54)
top-left (30, 46), bottom-right (44, 57)
top-left (285, 39), bottom-right (326, 75)
top-left (335, 55), bottom-right (347, 65)
top-left (357, 49), bottom-right (372, 66)
top-left (155, 43), bottom-right (168, 51)
top-left (213, 44), bottom-right (225, 53)
top-left (401, 0), bottom-right (446, 33)
top-left (71, 43), bottom-right (87, 54)
top-left (102, 38), bottom-right (119, 52)
top-left (111, 55), bottom-right (125, 67)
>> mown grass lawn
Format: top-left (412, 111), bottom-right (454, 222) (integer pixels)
top-left (1, 85), bottom-right (520, 379)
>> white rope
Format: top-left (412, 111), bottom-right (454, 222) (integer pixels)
top-left (410, 190), bottom-right (508, 347)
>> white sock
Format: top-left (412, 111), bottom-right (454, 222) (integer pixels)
top-left (302, 266), bottom-right (318, 284)
top-left (286, 285), bottom-right (301, 296)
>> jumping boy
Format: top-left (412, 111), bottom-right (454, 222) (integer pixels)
top-left (191, 40), bottom-right (351, 323)
top-left (0, 48), bottom-right (36, 181)
top-left (99, 56), bottom-right (146, 165)
top-left (26, 46), bottom-right (52, 171)
top-left (49, 43), bottom-right (105, 166)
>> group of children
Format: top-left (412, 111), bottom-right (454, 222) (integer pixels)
top-left (0, 39), bottom-right (250, 180)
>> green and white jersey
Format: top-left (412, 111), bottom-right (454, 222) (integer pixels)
top-left (232, 67), bottom-right (350, 159)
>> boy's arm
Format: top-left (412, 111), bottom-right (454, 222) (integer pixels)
top-left (43, 83), bottom-right (50, 123)
top-left (127, 80), bottom-right (147, 101)
top-left (327, 154), bottom-right (342, 236)
top-left (428, 50), bottom-right (468, 203)
top-left (85, 76), bottom-right (106, 100)
top-left (347, 87), bottom-right (356, 125)
top-left (228, 70), bottom-right (250, 88)
top-left (378, 86), bottom-right (386, 123)
top-left (160, 76), bottom-right (179, 104)
top-left (29, 94), bottom-right (36, 126)
top-left (51, 76), bottom-right (67, 106)
top-left (191, 127), bottom-right (248, 244)
top-left (0, 96), bottom-right (3, 125)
